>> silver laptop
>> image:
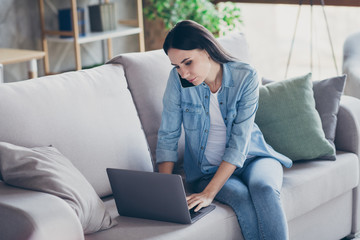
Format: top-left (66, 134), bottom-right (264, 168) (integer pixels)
top-left (106, 168), bottom-right (216, 224)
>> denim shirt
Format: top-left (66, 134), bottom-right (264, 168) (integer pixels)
top-left (156, 62), bottom-right (292, 183)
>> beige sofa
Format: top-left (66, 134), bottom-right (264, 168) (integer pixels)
top-left (0, 33), bottom-right (359, 240)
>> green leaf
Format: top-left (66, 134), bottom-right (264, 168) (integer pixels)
top-left (143, 0), bottom-right (243, 34)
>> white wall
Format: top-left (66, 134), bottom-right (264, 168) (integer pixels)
top-left (0, 0), bottom-right (42, 82)
top-left (236, 3), bottom-right (360, 81)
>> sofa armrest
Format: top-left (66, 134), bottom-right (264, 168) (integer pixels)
top-left (335, 95), bottom-right (360, 235)
top-left (0, 182), bottom-right (84, 240)
top-left (335, 95), bottom-right (360, 156)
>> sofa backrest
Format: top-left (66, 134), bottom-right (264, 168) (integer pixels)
top-left (0, 64), bottom-right (153, 197)
top-left (108, 32), bottom-right (251, 171)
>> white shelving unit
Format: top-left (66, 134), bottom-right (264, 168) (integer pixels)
top-left (47, 25), bottom-right (142, 44)
top-left (38, 0), bottom-right (145, 74)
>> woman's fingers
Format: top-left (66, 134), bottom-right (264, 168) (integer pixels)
top-left (187, 197), bottom-right (202, 210)
top-left (194, 202), bottom-right (205, 212)
top-left (186, 193), bottom-right (200, 203)
top-left (186, 193), bottom-right (212, 211)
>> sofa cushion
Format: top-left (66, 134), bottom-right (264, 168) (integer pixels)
top-left (0, 64), bottom-right (153, 197)
top-left (282, 151), bottom-right (359, 221)
top-left (85, 198), bottom-right (242, 240)
top-left (107, 32), bottom-right (250, 170)
top-left (108, 49), bottom-right (174, 168)
top-left (255, 73), bottom-right (335, 161)
top-left (312, 76), bottom-right (346, 146)
top-left (0, 142), bottom-right (116, 234)
top-left (216, 32), bottom-right (251, 63)
top-left (262, 75), bottom-right (346, 158)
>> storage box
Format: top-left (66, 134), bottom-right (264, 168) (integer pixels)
top-left (58, 7), bottom-right (85, 38)
top-left (89, 3), bottom-right (116, 32)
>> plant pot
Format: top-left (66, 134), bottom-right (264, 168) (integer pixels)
top-left (143, 17), bottom-right (168, 51)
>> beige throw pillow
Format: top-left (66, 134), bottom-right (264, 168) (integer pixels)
top-left (0, 142), bottom-right (116, 234)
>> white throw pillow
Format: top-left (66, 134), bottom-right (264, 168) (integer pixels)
top-left (0, 142), bottom-right (116, 234)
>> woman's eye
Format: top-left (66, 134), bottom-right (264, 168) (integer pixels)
top-left (185, 61), bottom-right (192, 66)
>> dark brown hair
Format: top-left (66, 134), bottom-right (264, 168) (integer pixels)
top-left (163, 20), bottom-right (235, 64)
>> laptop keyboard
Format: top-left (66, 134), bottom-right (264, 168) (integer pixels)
top-left (189, 208), bottom-right (202, 219)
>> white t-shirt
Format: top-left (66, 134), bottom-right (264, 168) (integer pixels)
top-left (204, 88), bottom-right (227, 166)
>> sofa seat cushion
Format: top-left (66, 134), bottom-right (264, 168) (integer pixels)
top-left (282, 151), bottom-right (359, 221)
top-left (85, 152), bottom-right (358, 240)
top-left (85, 198), bottom-right (243, 240)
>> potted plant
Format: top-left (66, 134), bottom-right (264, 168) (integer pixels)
top-left (143, 0), bottom-right (243, 50)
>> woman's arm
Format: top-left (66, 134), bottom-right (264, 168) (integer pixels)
top-left (158, 162), bottom-right (175, 174)
top-left (186, 161), bottom-right (236, 211)
top-left (156, 69), bottom-right (183, 166)
top-left (222, 67), bottom-right (259, 168)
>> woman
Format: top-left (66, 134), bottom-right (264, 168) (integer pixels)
top-left (156, 20), bottom-right (292, 240)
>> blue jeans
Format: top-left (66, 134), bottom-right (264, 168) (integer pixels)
top-left (192, 157), bottom-right (289, 240)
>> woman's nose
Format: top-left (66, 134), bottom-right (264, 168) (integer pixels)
top-left (179, 69), bottom-right (190, 79)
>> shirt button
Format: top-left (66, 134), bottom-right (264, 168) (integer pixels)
top-left (186, 109), bottom-right (189, 112)
top-left (205, 129), bottom-right (208, 133)
top-left (225, 117), bottom-right (227, 120)
top-left (220, 102), bottom-right (223, 105)
top-left (205, 96), bottom-right (209, 99)
top-left (206, 112), bottom-right (209, 115)
top-left (201, 146), bottom-right (204, 150)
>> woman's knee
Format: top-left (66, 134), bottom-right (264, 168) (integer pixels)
top-left (216, 176), bottom-right (251, 203)
top-left (249, 179), bottom-right (281, 199)
top-left (243, 158), bottom-right (283, 194)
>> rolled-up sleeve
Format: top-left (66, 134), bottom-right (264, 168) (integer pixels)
top-left (222, 69), bottom-right (259, 168)
top-left (156, 70), bottom-right (183, 164)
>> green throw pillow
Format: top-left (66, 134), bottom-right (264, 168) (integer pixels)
top-left (255, 73), bottom-right (335, 161)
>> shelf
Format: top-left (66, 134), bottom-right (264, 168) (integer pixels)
top-left (39, 0), bottom-right (145, 74)
top-left (46, 25), bottom-right (142, 44)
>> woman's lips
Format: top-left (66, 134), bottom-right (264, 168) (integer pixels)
top-left (188, 77), bottom-right (196, 83)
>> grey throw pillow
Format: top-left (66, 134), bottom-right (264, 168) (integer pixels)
top-left (262, 74), bottom-right (346, 159)
top-left (0, 142), bottom-right (117, 234)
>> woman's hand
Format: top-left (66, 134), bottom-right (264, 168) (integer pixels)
top-left (186, 190), bottom-right (216, 212)
top-left (187, 161), bottom-right (237, 212)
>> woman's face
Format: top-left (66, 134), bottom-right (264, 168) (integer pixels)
top-left (167, 48), bottom-right (212, 86)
